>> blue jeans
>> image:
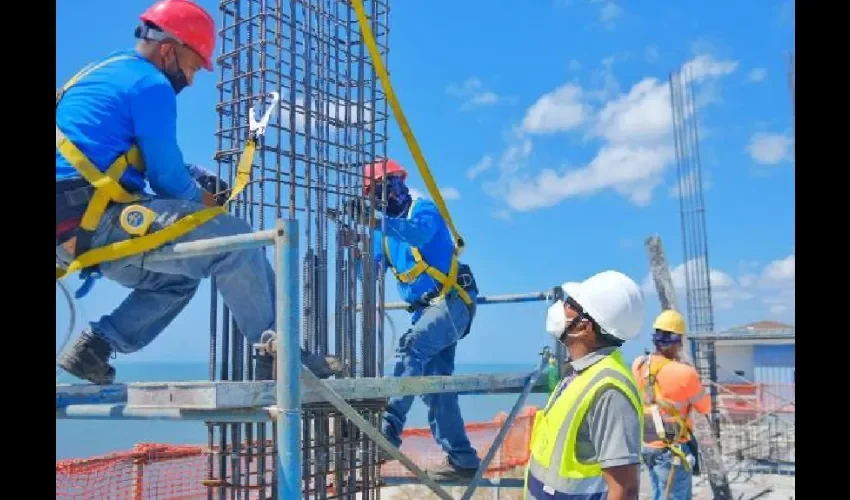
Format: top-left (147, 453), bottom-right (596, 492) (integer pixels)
top-left (381, 295), bottom-right (480, 470)
top-left (56, 198), bottom-right (276, 354)
top-left (642, 445), bottom-right (694, 500)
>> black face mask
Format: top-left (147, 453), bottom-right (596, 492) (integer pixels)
top-left (163, 49), bottom-right (189, 95)
top-left (165, 68), bottom-right (189, 95)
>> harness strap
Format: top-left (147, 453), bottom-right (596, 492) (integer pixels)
top-left (638, 354), bottom-right (694, 469)
top-left (382, 200), bottom-right (473, 306)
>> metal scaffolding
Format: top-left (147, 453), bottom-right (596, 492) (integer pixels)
top-left (55, 225), bottom-right (556, 499)
top-left (56, 4), bottom-right (560, 498)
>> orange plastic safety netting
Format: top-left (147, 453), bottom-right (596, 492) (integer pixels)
top-left (56, 406), bottom-right (539, 499)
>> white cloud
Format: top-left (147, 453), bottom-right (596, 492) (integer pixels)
top-left (440, 187), bottom-right (462, 200)
top-left (682, 54), bottom-right (739, 81)
top-left (598, 1), bottom-right (624, 28)
top-left (447, 78), bottom-right (503, 111)
top-left (477, 53), bottom-right (738, 212)
top-left (466, 155), bottom-right (494, 180)
top-left (408, 186), bottom-right (461, 202)
top-left (642, 252), bottom-right (795, 321)
top-left (762, 254), bottom-right (794, 283)
top-left (520, 83), bottom-right (589, 134)
top-left (591, 77), bottom-right (673, 144)
top-left (748, 68), bottom-right (768, 83)
top-left (747, 132), bottom-right (794, 165)
top-left (505, 144), bottom-right (673, 210)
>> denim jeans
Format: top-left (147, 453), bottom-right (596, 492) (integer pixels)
top-left (56, 197), bottom-right (276, 354)
top-left (642, 445), bottom-right (694, 500)
top-left (381, 294), bottom-right (481, 470)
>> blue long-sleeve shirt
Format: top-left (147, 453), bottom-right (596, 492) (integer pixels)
top-left (56, 49), bottom-right (202, 203)
top-left (358, 198), bottom-right (475, 318)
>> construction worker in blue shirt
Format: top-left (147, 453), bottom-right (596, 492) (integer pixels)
top-left (55, 0), bottom-right (342, 384)
top-left (343, 158), bottom-right (482, 481)
top-left (526, 270), bottom-right (645, 500)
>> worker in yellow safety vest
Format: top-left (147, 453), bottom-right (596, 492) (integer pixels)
top-left (632, 310), bottom-right (711, 500)
top-left (55, 0), bottom-right (343, 384)
top-left (525, 270), bottom-right (645, 500)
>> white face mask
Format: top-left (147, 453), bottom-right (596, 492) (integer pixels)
top-left (546, 300), bottom-right (568, 336)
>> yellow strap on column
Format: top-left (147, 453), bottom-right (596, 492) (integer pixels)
top-left (349, 0), bottom-right (466, 254)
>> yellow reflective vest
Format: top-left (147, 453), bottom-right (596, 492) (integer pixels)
top-left (524, 350), bottom-right (643, 500)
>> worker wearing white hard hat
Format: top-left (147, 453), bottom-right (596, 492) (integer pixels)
top-left (524, 270), bottom-right (645, 500)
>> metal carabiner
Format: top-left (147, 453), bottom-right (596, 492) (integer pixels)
top-left (249, 91), bottom-right (280, 138)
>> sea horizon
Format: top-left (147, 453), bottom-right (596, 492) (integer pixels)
top-left (57, 361), bottom-right (549, 461)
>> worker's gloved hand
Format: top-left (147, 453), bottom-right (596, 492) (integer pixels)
top-left (343, 198), bottom-right (378, 228)
top-left (187, 164), bottom-right (230, 206)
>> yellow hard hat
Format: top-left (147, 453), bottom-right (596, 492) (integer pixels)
top-left (653, 309), bottom-right (686, 335)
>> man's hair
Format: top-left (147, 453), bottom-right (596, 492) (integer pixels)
top-left (593, 322), bottom-right (625, 348)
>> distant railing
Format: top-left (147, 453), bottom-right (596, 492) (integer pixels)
top-left (716, 383), bottom-right (795, 416)
top-left (713, 383), bottom-right (795, 476)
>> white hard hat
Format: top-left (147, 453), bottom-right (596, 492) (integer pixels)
top-left (545, 270), bottom-right (645, 341)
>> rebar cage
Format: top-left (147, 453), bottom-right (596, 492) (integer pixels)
top-left (208, 1), bottom-right (391, 497)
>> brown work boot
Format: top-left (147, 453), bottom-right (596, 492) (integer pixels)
top-left (426, 458), bottom-right (478, 481)
top-left (57, 329), bottom-right (116, 385)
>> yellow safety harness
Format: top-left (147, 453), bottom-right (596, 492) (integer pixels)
top-left (381, 199), bottom-right (473, 306)
top-left (55, 55), bottom-right (278, 284)
top-left (349, 0), bottom-right (473, 307)
top-left (640, 354), bottom-right (693, 470)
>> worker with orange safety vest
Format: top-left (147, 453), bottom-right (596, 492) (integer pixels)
top-left (342, 159), bottom-right (482, 480)
top-left (632, 310), bottom-right (711, 500)
top-left (55, 0), bottom-right (342, 384)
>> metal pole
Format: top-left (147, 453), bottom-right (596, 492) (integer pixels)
top-left (277, 218), bottom-right (301, 499)
top-left (56, 404), bottom-right (277, 422)
top-left (365, 291), bottom-right (552, 312)
top-left (145, 229), bottom-right (278, 262)
top-left (300, 366), bottom-right (455, 500)
top-left (460, 350), bottom-right (551, 500)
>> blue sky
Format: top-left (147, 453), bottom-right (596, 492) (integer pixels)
top-left (56, 0), bottom-right (795, 368)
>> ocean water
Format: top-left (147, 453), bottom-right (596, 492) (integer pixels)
top-left (56, 362), bottom-right (549, 461)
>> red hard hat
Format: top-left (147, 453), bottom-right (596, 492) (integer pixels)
top-left (363, 159), bottom-right (407, 195)
top-left (140, 0), bottom-right (216, 71)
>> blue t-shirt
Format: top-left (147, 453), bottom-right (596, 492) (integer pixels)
top-left (361, 198), bottom-right (476, 315)
top-left (56, 49), bottom-right (201, 202)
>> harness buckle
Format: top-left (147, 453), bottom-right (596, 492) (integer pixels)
top-left (249, 92), bottom-right (280, 138)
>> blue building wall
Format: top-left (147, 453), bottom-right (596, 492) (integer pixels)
top-left (753, 343), bottom-right (795, 385)
top-left (752, 343), bottom-right (795, 415)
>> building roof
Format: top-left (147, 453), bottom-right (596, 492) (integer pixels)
top-left (723, 320), bottom-right (794, 335)
top-left (691, 320), bottom-right (795, 342)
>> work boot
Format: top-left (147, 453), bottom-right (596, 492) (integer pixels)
top-left (57, 329), bottom-right (116, 385)
top-left (426, 458), bottom-right (478, 481)
top-left (254, 350), bottom-right (346, 381)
